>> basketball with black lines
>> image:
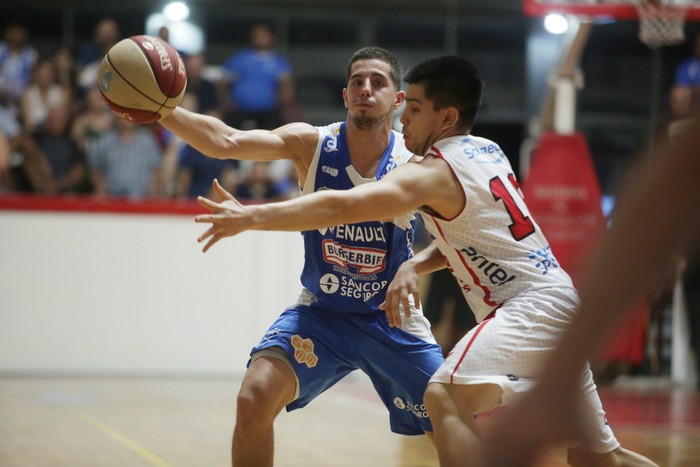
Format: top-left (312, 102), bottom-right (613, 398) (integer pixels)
top-left (98, 35), bottom-right (187, 123)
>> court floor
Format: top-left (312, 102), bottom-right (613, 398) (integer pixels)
top-left (1, 375), bottom-right (699, 466)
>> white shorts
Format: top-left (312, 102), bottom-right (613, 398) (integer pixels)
top-left (429, 287), bottom-right (620, 454)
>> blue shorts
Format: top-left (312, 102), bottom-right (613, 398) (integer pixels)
top-left (249, 304), bottom-right (444, 435)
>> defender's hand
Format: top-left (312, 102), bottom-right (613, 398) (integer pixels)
top-left (379, 262), bottom-right (421, 328)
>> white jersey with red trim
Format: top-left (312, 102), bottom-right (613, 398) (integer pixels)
top-left (419, 134), bottom-right (576, 323)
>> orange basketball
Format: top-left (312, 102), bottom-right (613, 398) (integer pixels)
top-left (98, 35), bottom-right (187, 123)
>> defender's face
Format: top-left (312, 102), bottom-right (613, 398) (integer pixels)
top-left (343, 59), bottom-right (403, 129)
top-left (400, 83), bottom-right (443, 156)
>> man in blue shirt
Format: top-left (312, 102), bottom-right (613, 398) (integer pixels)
top-left (221, 23), bottom-right (298, 130)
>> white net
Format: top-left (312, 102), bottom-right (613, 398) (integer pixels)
top-left (636, 0), bottom-right (690, 48)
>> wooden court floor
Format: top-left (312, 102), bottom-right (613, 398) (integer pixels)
top-left (1, 375), bottom-right (699, 467)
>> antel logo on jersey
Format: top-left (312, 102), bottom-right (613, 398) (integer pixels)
top-left (322, 239), bottom-right (386, 274)
top-left (460, 245), bottom-right (516, 286)
top-left (392, 396), bottom-right (429, 419)
top-left (319, 273), bottom-right (340, 294)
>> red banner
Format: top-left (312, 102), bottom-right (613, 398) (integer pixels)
top-left (522, 131), bottom-right (606, 285)
top-left (523, 131), bottom-right (646, 366)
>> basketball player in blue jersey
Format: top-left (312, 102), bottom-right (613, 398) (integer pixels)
top-left (193, 56), bottom-right (658, 467)
top-left (159, 47), bottom-right (444, 466)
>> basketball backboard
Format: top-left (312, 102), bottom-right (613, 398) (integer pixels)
top-left (524, 0), bottom-right (700, 21)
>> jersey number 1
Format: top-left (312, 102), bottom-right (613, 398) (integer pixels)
top-left (489, 175), bottom-right (535, 241)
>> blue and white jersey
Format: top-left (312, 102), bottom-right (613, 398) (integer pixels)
top-left (298, 122), bottom-right (416, 315)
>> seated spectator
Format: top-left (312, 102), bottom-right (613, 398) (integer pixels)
top-left (0, 23), bottom-right (38, 108)
top-left (71, 86), bottom-right (115, 152)
top-left (269, 159), bottom-right (299, 200)
top-left (35, 104), bottom-right (89, 194)
top-left (21, 60), bottom-right (70, 134)
top-left (0, 131), bottom-right (10, 191)
top-left (0, 99), bottom-right (51, 192)
top-left (234, 161), bottom-right (285, 201)
top-left (87, 117), bottom-right (163, 198)
top-left (176, 143), bottom-right (238, 200)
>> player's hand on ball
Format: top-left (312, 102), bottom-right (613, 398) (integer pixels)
top-left (195, 179), bottom-right (251, 252)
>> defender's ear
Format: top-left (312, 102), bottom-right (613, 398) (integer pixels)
top-left (443, 107), bottom-right (459, 129)
top-left (342, 88), bottom-right (348, 108)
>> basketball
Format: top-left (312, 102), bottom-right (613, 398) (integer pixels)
top-left (98, 35), bottom-right (187, 123)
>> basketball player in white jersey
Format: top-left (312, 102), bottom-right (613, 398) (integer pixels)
top-left (193, 56), bottom-right (658, 466)
top-left (478, 116), bottom-right (700, 466)
top-left (159, 47), bottom-right (444, 467)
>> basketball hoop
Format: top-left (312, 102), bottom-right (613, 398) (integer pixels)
top-left (637, 0), bottom-right (689, 48)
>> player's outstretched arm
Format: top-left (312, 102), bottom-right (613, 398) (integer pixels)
top-left (379, 242), bottom-right (447, 327)
top-left (194, 157), bottom-right (456, 252)
top-left (159, 107), bottom-right (317, 164)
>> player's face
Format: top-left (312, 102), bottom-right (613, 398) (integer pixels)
top-left (400, 83), bottom-right (445, 156)
top-left (343, 59), bottom-right (404, 130)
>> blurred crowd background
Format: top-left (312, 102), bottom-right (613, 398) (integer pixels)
top-left (1, 0), bottom-right (697, 203)
top-left (0, 15), bottom-right (302, 201)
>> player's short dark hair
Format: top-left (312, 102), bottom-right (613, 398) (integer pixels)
top-left (347, 47), bottom-right (403, 91)
top-left (404, 56), bottom-right (483, 132)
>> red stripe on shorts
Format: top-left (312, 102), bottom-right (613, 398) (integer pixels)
top-left (450, 318), bottom-right (492, 384)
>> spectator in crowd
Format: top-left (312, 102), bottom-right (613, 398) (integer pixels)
top-left (0, 100), bottom-right (51, 192)
top-left (0, 131), bottom-right (10, 191)
top-left (71, 86), bottom-right (115, 152)
top-left (176, 142), bottom-right (238, 200)
top-left (0, 23), bottom-right (38, 107)
top-left (185, 53), bottom-right (221, 117)
top-left (35, 104), bottom-right (89, 194)
top-left (21, 60), bottom-right (70, 134)
top-left (87, 117), bottom-right (163, 198)
top-left (51, 46), bottom-right (78, 103)
top-left (220, 23), bottom-right (298, 130)
top-left (234, 160), bottom-right (285, 202)
top-left (77, 18), bottom-right (120, 96)
top-left (239, 157), bottom-right (299, 200)
top-left (270, 159), bottom-right (300, 200)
